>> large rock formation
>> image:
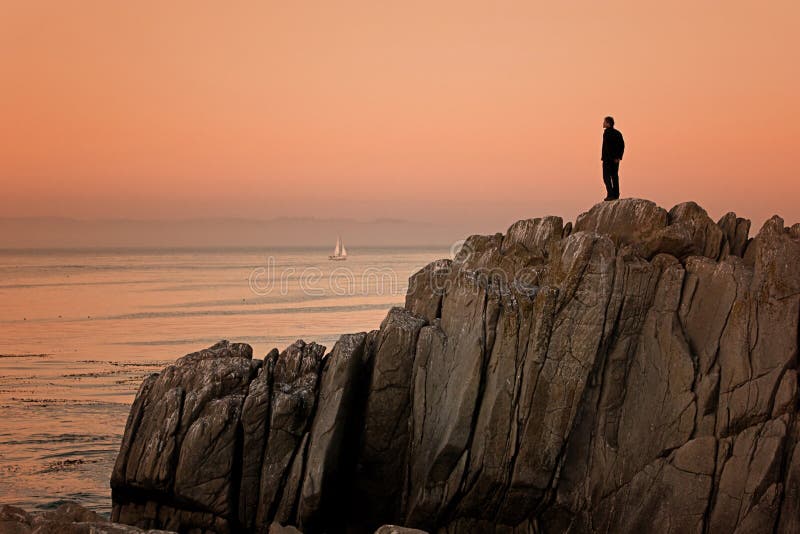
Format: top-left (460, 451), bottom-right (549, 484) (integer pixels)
top-left (111, 199), bottom-right (800, 534)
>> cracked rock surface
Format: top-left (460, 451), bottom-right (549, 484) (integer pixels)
top-left (111, 199), bottom-right (800, 533)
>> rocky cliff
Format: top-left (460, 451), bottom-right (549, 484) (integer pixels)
top-left (110, 199), bottom-right (800, 534)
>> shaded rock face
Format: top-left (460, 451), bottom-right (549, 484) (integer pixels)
top-left (112, 199), bottom-right (800, 534)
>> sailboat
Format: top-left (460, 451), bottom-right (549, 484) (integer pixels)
top-left (329, 235), bottom-right (348, 260)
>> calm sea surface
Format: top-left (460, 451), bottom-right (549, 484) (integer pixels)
top-left (0, 246), bottom-right (448, 515)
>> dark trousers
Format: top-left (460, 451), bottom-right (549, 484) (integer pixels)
top-left (602, 160), bottom-right (620, 199)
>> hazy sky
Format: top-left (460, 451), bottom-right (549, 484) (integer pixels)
top-left (1, 1), bottom-right (798, 236)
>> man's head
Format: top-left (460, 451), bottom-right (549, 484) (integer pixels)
top-left (603, 116), bottom-right (615, 129)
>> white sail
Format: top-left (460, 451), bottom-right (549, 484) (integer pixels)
top-left (329, 235), bottom-right (347, 260)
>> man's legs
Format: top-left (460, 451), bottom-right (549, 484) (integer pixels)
top-left (610, 161), bottom-right (620, 199)
top-left (602, 161), bottom-right (616, 199)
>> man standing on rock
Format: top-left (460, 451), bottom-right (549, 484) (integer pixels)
top-left (601, 116), bottom-right (625, 200)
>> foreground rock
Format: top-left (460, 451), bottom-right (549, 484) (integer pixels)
top-left (112, 199), bottom-right (800, 533)
top-left (0, 502), bottom-right (174, 533)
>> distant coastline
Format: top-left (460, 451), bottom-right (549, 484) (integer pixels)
top-left (0, 216), bottom-right (471, 249)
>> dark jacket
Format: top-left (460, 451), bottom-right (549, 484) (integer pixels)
top-left (602, 127), bottom-right (625, 161)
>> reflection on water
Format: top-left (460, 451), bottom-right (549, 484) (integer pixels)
top-left (0, 246), bottom-right (445, 515)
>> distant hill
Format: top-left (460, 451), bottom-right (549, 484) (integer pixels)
top-left (0, 216), bottom-right (473, 249)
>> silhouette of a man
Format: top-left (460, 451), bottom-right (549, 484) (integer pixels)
top-left (601, 116), bottom-right (625, 200)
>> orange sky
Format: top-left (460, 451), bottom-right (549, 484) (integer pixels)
top-left (1, 0), bottom-right (798, 235)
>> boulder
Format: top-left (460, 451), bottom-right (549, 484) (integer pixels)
top-left (574, 198), bottom-right (668, 254)
top-left (717, 211), bottom-right (751, 257)
top-left (650, 201), bottom-right (725, 260)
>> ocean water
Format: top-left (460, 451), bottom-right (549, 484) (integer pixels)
top-left (0, 246), bottom-right (448, 515)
